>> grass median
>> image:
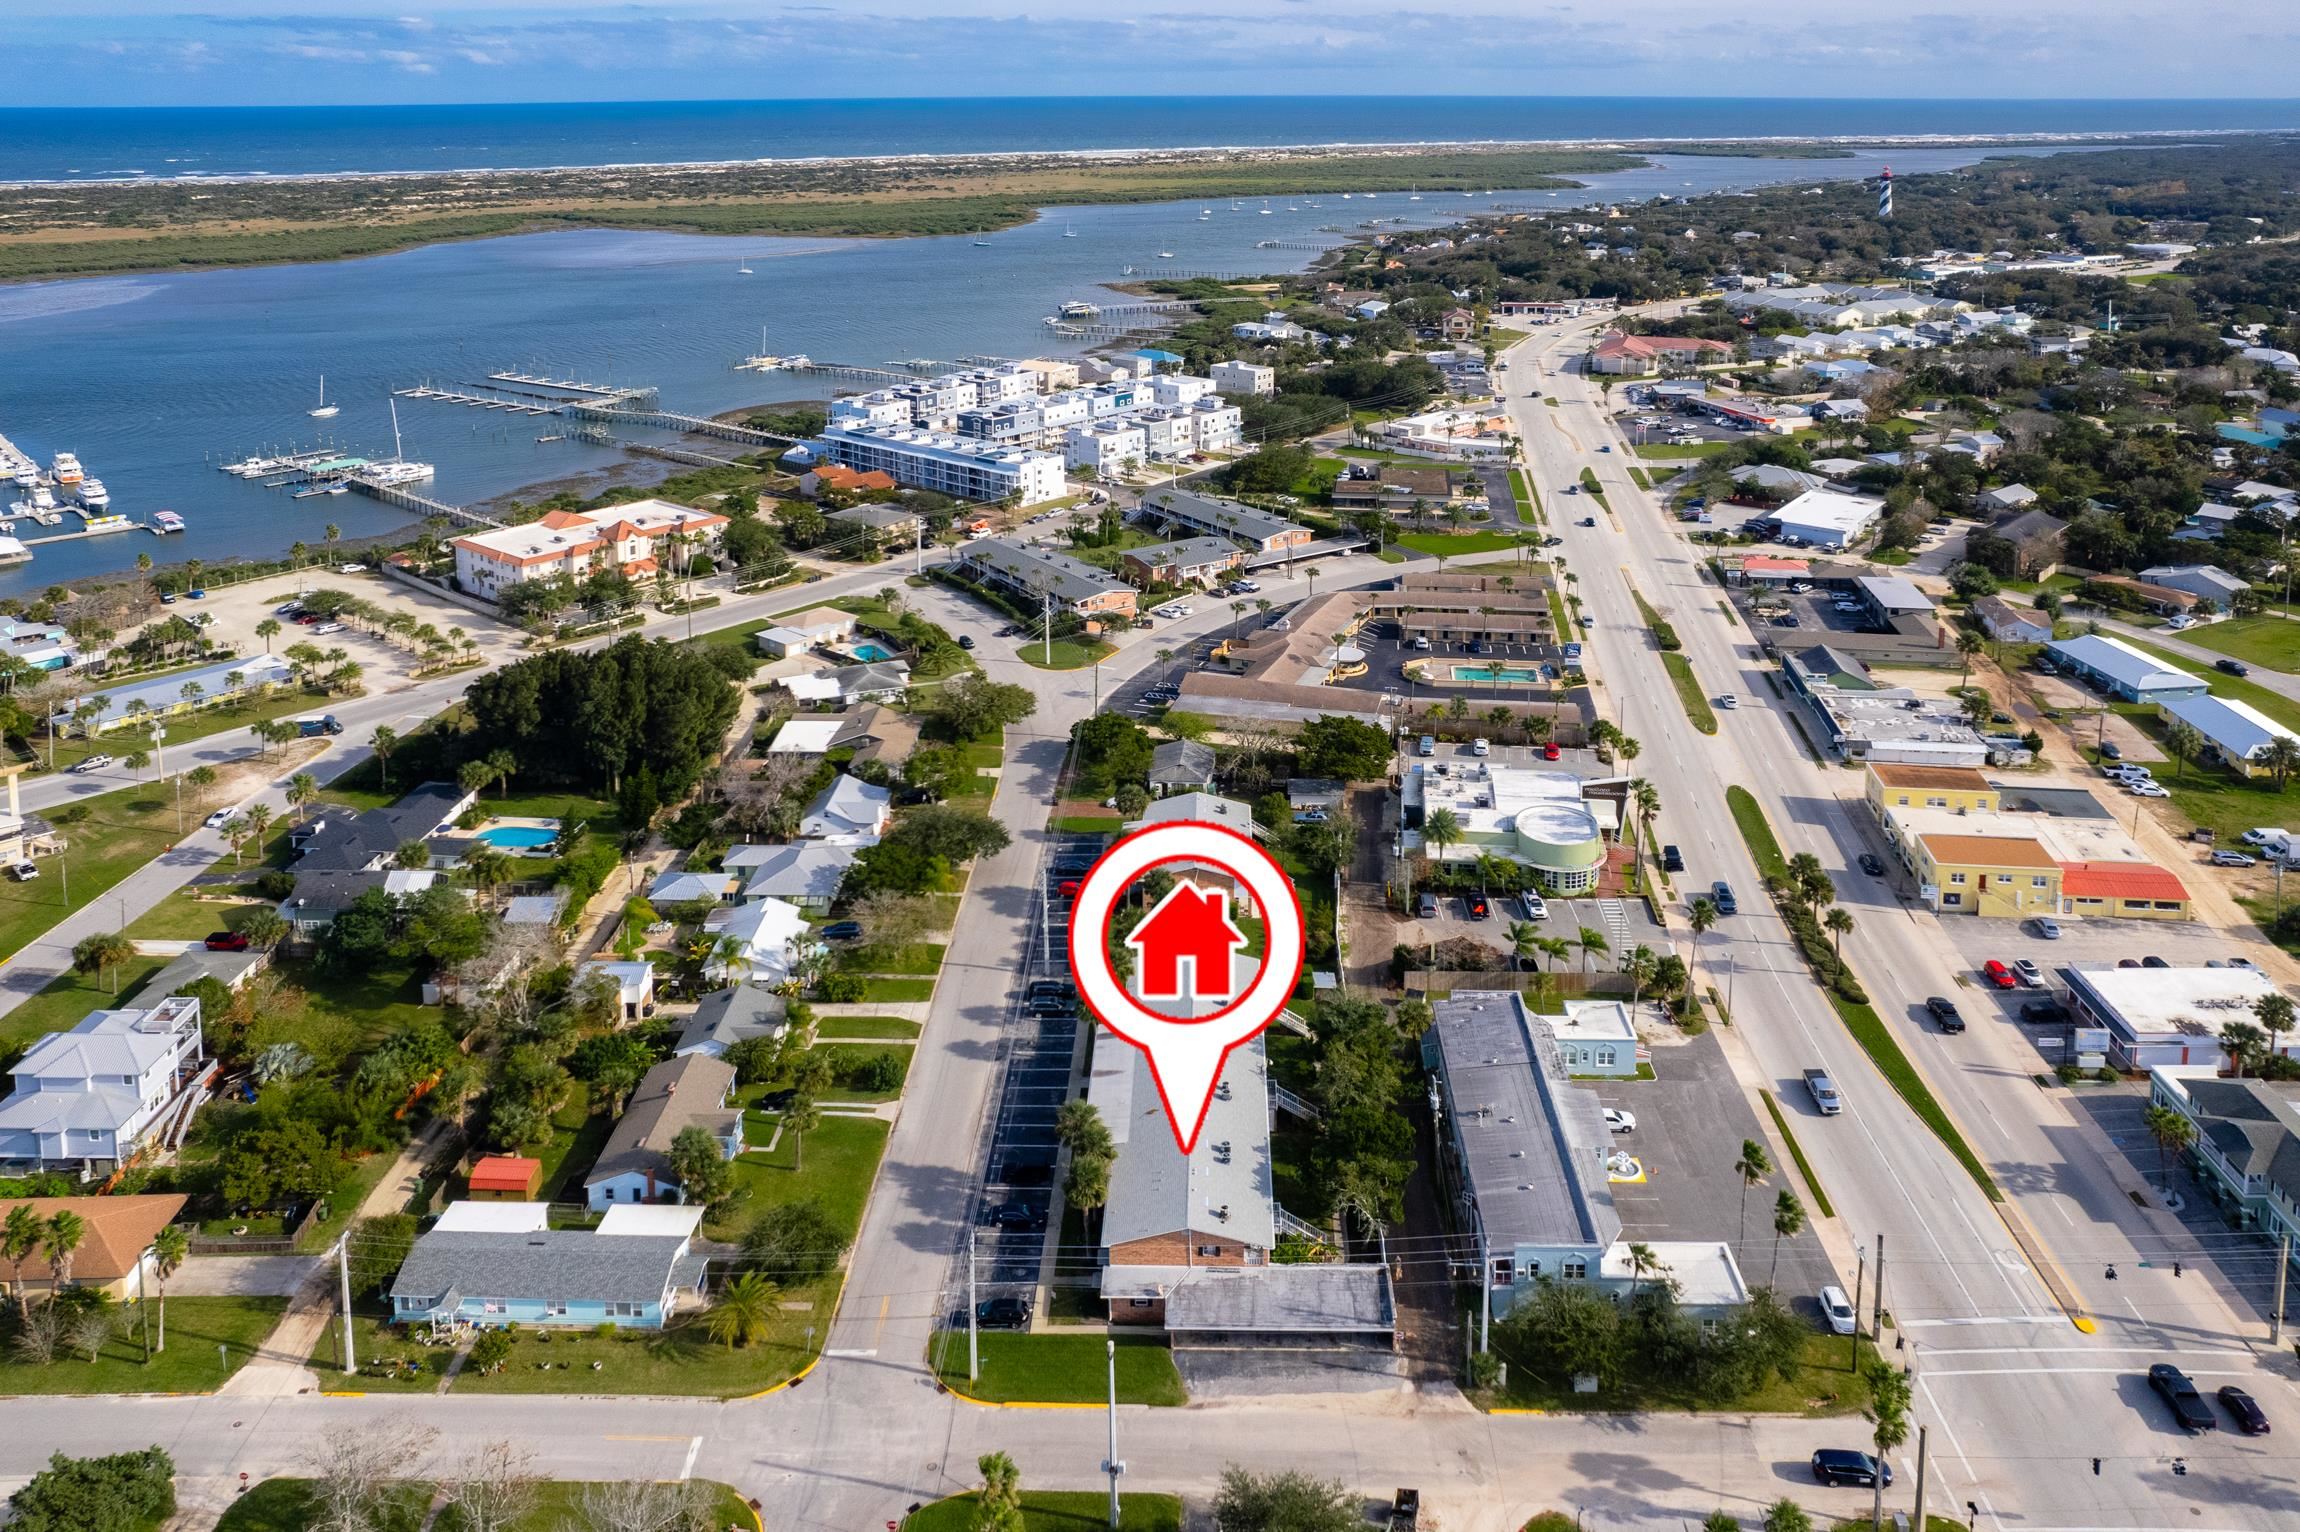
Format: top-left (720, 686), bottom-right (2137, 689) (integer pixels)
top-left (933, 1331), bottom-right (1187, 1405)
top-left (907, 1492), bottom-right (1181, 1532)
top-left (1509, 466), bottom-right (1543, 523)
top-left (1761, 1088), bottom-right (1835, 1219)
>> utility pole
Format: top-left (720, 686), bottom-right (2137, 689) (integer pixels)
top-left (138, 1252), bottom-right (151, 1363)
top-left (2273, 1232), bottom-right (2290, 1347)
top-left (1873, 1233), bottom-right (1887, 1345)
top-left (1912, 1425), bottom-right (1930, 1532)
top-left (1043, 585), bottom-right (1053, 667)
top-left (915, 520), bottom-right (924, 575)
top-left (1479, 1234), bottom-right (1492, 1354)
top-left (336, 1235), bottom-right (356, 1374)
top-left (1101, 1338), bottom-right (1125, 1528)
top-left (967, 1229), bottom-right (980, 1382)
top-left (1850, 1243), bottom-right (1866, 1372)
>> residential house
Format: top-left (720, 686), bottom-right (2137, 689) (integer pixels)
top-left (736, 844), bottom-right (856, 910)
top-left (800, 464), bottom-right (898, 499)
top-left (0, 1196), bottom-right (189, 1300)
top-left (2044, 635), bottom-right (2209, 703)
top-left (703, 897), bottom-right (816, 986)
top-left (578, 960), bottom-right (656, 1022)
top-left (783, 660), bottom-right (912, 709)
top-left (648, 865), bottom-right (741, 906)
top-left (842, 703), bottom-right (922, 769)
top-left (1977, 484), bottom-right (2038, 515)
top-left (753, 607), bottom-right (858, 659)
top-left (2147, 1069), bottom-right (2300, 1274)
top-left (0, 996), bottom-right (205, 1173)
top-left (1987, 507), bottom-right (2068, 576)
top-left (1540, 1001), bottom-right (1642, 1077)
top-left (583, 1056), bottom-right (743, 1210)
top-left (1441, 308), bottom-right (1478, 341)
top-left (764, 718), bottom-right (847, 757)
top-left (0, 617), bottom-right (78, 673)
top-left (61, 653), bottom-right (296, 736)
top-left (825, 503), bottom-right (925, 553)
top-left (390, 1203), bottom-right (711, 1330)
top-left (1973, 595), bottom-right (2053, 645)
top-left (1149, 740), bottom-right (1217, 795)
top-left (1125, 792), bottom-right (1263, 913)
top-left (452, 500), bottom-right (729, 601)
top-left (675, 984), bottom-right (789, 1059)
top-left (466, 1155), bottom-right (542, 1200)
top-left (2136, 565), bottom-right (2250, 609)
top-left (953, 538), bottom-right (1141, 620)
top-left (289, 782), bottom-right (480, 874)
top-left (800, 775), bottom-right (891, 845)
top-left (1209, 360), bottom-right (1276, 398)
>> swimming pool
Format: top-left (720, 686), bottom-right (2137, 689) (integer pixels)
top-left (850, 642), bottom-right (896, 662)
top-left (1448, 662), bottom-right (1545, 684)
top-left (473, 824), bottom-right (559, 850)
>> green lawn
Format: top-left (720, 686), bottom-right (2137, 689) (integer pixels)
top-left (811, 1015), bottom-right (921, 1039)
top-left (43, 683), bottom-right (344, 779)
top-left (834, 941), bottom-right (947, 975)
top-left (1508, 467), bottom-right (1543, 522)
top-left (1761, 1088), bottom-right (1835, 1219)
top-left (530, 1081), bottom-right (615, 1204)
top-left (1660, 653), bottom-right (1719, 735)
top-left (1635, 440), bottom-right (1730, 459)
top-left (932, 1332), bottom-right (1187, 1405)
top-left (718, 1112), bottom-right (891, 1244)
top-left (1052, 816), bottom-right (1120, 834)
top-left (1017, 639), bottom-right (1117, 671)
top-left (1395, 531), bottom-right (1523, 557)
top-left (1484, 1329), bottom-right (1874, 1416)
top-left (129, 886), bottom-right (268, 942)
top-left (0, 959), bottom-right (170, 1058)
top-left (0, 781), bottom-right (192, 1000)
top-left (0, 1296), bottom-right (285, 1395)
top-left (1725, 786), bottom-right (1788, 881)
top-left (219, 1479), bottom-right (756, 1532)
top-left (857, 976), bottom-right (935, 1003)
top-left (815, 1042), bottom-right (912, 1101)
top-left (908, 1493), bottom-right (1181, 1532)
top-left (2177, 615), bottom-right (2300, 675)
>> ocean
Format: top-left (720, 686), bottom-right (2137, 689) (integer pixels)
top-left (0, 142), bottom-right (2093, 596)
top-left (1, 97), bottom-right (2294, 183)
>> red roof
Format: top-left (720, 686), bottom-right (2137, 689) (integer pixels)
top-left (1126, 883), bottom-right (1248, 1000)
top-left (1743, 555), bottom-right (1812, 573)
top-left (1595, 331), bottom-right (1733, 360)
top-left (2058, 862), bottom-right (2189, 902)
top-left (814, 465), bottom-right (897, 492)
top-left (468, 1155), bottom-right (541, 1193)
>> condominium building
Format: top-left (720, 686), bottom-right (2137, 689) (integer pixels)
top-left (953, 538), bottom-right (1139, 619)
top-left (1138, 488), bottom-right (1312, 553)
top-left (815, 424), bottom-right (1067, 505)
top-left (1065, 422), bottom-right (1147, 475)
top-left (452, 498), bottom-right (728, 600)
top-left (1210, 360), bottom-right (1276, 397)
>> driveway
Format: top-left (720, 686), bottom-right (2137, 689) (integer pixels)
top-left (170, 1254), bottom-right (320, 1297)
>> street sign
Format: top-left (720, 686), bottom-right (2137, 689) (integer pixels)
top-left (1067, 820), bottom-right (1305, 1153)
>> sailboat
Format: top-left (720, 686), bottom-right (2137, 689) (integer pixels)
top-left (1409, 186), bottom-right (1421, 201)
top-left (1063, 225), bottom-right (1078, 238)
top-left (738, 256), bottom-right (754, 275)
top-left (308, 377), bottom-right (339, 420)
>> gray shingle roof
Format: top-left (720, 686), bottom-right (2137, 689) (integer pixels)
top-left (677, 984), bottom-right (789, 1055)
top-left (1149, 739), bottom-right (1216, 787)
top-left (957, 538), bottom-right (1135, 607)
top-left (389, 1230), bottom-right (693, 1309)
top-left (1427, 991), bottom-right (1619, 1253)
top-left (584, 1054), bottom-right (739, 1190)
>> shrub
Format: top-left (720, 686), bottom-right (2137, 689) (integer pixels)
top-left (816, 973), bottom-right (865, 1003)
top-left (8, 1448), bottom-right (176, 1532)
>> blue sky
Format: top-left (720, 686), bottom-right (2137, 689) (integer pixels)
top-left (13, 2), bottom-right (2300, 107)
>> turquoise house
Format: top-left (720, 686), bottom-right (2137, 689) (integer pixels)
top-left (389, 1202), bottom-right (709, 1331)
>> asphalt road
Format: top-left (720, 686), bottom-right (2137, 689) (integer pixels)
top-left (1504, 319), bottom-right (2300, 1532)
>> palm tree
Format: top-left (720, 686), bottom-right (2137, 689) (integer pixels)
top-left (244, 803), bottom-right (274, 850)
top-left (286, 772), bottom-right (318, 824)
top-left (1304, 564), bottom-right (1323, 599)
top-left (1506, 920), bottom-right (1541, 971)
top-left (2139, 1104), bottom-right (2196, 1197)
top-left (2222, 1020), bottom-right (2266, 1079)
top-left (2, 1204), bottom-right (41, 1318)
top-left (1576, 924), bottom-right (1609, 973)
top-left (41, 1210), bottom-right (85, 1292)
top-left (1770, 1188), bottom-right (1805, 1285)
top-left (1733, 1138), bottom-right (1773, 1244)
top-left (1422, 807), bottom-right (1462, 868)
top-left (1535, 935), bottom-right (1572, 972)
top-left (1687, 895), bottom-right (1719, 1000)
top-left (149, 1224), bottom-right (188, 1353)
top-left (1823, 906), bottom-right (1855, 975)
top-left (2257, 735), bottom-right (2300, 791)
top-left (254, 618), bottom-right (282, 653)
top-left (783, 1092), bottom-right (822, 1173)
top-left (372, 725), bottom-right (400, 791)
top-left (1867, 1363), bottom-right (1912, 1531)
top-left (1956, 627), bottom-right (1985, 685)
top-left (1621, 944), bottom-right (1658, 1007)
top-left (2256, 993), bottom-right (2296, 1061)
top-left (1625, 1241), bottom-right (1663, 1303)
top-left (2163, 719), bottom-right (2204, 783)
top-left (703, 1273), bottom-right (781, 1349)
top-left (1787, 852), bottom-right (1830, 916)
top-left (73, 930), bottom-right (136, 995)
top-left (464, 845), bottom-right (513, 908)
top-left (1473, 850), bottom-right (1506, 896)
top-left (223, 817), bottom-right (249, 867)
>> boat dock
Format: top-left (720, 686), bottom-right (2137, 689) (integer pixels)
top-left (343, 476), bottom-right (502, 530)
top-left (395, 385), bottom-right (556, 416)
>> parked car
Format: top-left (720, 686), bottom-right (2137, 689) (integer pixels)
top-left (1662, 845), bottom-right (1686, 873)
top-left (69, 754), bottom-right (113, 775)
top-left (1819, 1285), bottom-right (1857, 1335)
top-left (1465, 895), bottom-right (1491, 921)
top-left (1057, 879), bottom-right (1081, 898)
top-left (5, 861), bottom-right (37, 883)
top-left (1542, 742), bottom-right (1562, 761)
top-left (2218, 1385), bottom-right (2270, 1435)
top-left (2212, 850), bottom-right (2259, 868)
top-left (275, 601), bottom-right (305, 616)
top-left (987, 1201), bottom-right (1046, 1231)
top-left (1810, 1450), bottom-right (1890, 1489)
top-left (974, 1297), bottom-right (1033, 1330)
top-left (819, 920), bottom-right (864, 942)
top-left (1858, 853), bottom-right (1885, 877)
top-left (1926, 996), bottom-right (1966, 1034)
top-left (2099, 740), bottom-right (2123, 761)
top-left (1416, 892), bottom-right (1438, 919)
top-left (2150, 1364), bottom-right (2216, 1432)
top-left (2128, 782), bottom-right (2171, 798)
top-left (1604, 1108), bottom-right (1636, 1134)
top-left (1471, 738), bottom-right (1490, 756)
top-left (2217, 658), bottom-right (2251, 677)
top-left (1711, 882), bottom-right (1738, 915)
top-left (1983, 959), bottom-right (2017, 989)
top-left (312, 621), bottom-right (346, 636)
top-left (2013, 958), bottom-right (2044, 987)
top-left (2020, 998), bottom-right (2069, 1024)
top-left (204, 930), bottom-right (251, 952)
top-left (1519, 893), bottom-right (1548, 921)
top-left (2033, 917), bottom-right (2063, 939)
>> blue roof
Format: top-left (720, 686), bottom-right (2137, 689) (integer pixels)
top-left (1134, 348), bottom-right (1183, 364)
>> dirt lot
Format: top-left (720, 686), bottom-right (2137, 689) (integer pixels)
top-left (184, 566), bottom-right (521, 687)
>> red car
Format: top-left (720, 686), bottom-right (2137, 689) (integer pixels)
top-left (203, 930), bottom-right (251, 952)
top-left (1542, 742), bottom-right (1562, 761)
top-left (1982, 959), bottom-right (2016, 989)
top-left (1058, 879), bottom-right (1081, 898)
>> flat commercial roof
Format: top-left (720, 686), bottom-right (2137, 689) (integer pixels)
top-left (2066, 965), bottom-right (2283, 1041)
top-left (1869, 763), bottom-right (1994, 793)
top-left (1428, 991), bottom-right (1618, 1253)
top-left (1917, 832), bottom-right (2058, 870)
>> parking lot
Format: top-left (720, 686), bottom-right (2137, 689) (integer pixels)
top-left (966, 832), bottom-right (1103, 1308)
top-left (1583, 1026), bottom-right (1837, 1305)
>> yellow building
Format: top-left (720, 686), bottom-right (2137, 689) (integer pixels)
top-left (1864, 763), bottom-right (2000, 822)
top-left (1908, 831), bottom-right (2063, 916)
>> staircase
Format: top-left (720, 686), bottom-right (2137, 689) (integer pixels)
top-left (1269, 1082), bottom-right (1321, 1121)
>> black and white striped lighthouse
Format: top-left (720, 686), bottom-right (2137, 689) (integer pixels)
top-left (1878, 165), bottom-right (1893, 219)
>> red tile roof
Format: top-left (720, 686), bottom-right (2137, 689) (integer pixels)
top-left (1594, 331), bottom-right (1733, 360)
top-left (2059, 861), bottom-right (2190, 902)
top-left (468, 1155), bottom-right (541, 1194)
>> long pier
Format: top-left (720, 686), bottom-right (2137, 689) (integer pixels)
top-left (344, 478), bottom-right (502, 530)
top-left (394, 385), bottom-right (556, 416)
top-left (568, 404), bottom-right (797, 448)
top-left (10, 520), bottom-right (145, 548)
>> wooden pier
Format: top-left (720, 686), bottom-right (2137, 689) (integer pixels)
top-left (344, 478), bottom-right (503, 530)
top-left (394, 385), bottom-right (555, 416)
top-left (10, 520), bottom-right (146, 548)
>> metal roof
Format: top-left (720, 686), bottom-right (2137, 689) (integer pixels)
top-left (390, 1229), bottom-right (694, 1309)
top-left (1096, 997), bottom-right (1276, 1253)
top-left (1427, 991), bottom-right (1619, 1254)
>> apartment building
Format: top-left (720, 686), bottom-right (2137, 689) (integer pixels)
top-left (1138, 488), bottom-right (1312, 554)
top-left (814, 425), bottom-right (1066, 505)
top-left (954, 538), bottom-right (1140, 619)
top-left (452, 498), bottom-right (729, 600)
